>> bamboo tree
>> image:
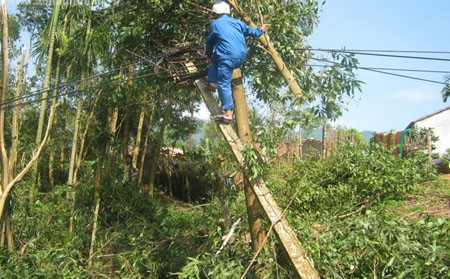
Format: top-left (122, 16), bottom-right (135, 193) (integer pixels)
top-left (48, 11), bottom-right (69, 189)
top-left (121, 65), bottom-right (134, 159)
top-left (48, 55), bottom-right (62, 189)
top-left (88, 130), bottom-right (107, 268)
top-left (67, 96), bottom-right (82, 232)
top-left (138, 102), bottom-right (156, 187)
top-left (70, 89), bottom-right (101, 233)
top-left (148, 103), bottom-right (171, 197)
top-left (67, 81), bottom-right (83, 190)
top-left (73, 89), bottom-right (101, 182)
top-left (30, 0), bottom-right (62, 207)
top-left (133, 92), bottom-right (146, 168)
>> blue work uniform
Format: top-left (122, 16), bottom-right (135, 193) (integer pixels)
top-left (206, 15), bottom-right (264, 111)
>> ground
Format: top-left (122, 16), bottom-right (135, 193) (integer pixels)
top-left (393, 174), bottom-right (450, 219)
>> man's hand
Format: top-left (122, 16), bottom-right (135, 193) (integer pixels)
top-left (262, 24), bottom-right (268, 32)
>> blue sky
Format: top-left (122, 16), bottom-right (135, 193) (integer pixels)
top-left (307, 0), bottom-right (450, 132)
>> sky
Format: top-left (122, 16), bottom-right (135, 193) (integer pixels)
top-left (307, 0), bottom-right (450, 132)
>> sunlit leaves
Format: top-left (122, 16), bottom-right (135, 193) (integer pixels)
top-left (442, 75), bottom-right (449, 102)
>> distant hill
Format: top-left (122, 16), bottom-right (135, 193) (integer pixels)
top-left (192, 119), bottom-right (375, 143)
top-left (303, 128), bottom-right (374, 142)
top-left (360, 131), bottom-right (375, 142)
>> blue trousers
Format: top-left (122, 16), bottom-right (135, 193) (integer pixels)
top-left (207, 56), bottom-right (245, 111)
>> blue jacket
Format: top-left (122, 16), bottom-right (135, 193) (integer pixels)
top-left (205, 15), bottom-right (264, 60)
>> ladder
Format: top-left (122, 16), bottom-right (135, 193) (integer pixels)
top-left (192, 76), bottom-right (319, 279)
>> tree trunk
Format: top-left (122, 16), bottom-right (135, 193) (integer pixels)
top-left (9, 47), bottom-right (26, 178)
top-left (30, 0), bottom-right (62, 207)
top-left (108, 106), bottom-right (119, 155)
top-left (73, 89), bottom-right (101, 183)
top-left (69, 90), bottom-right (101, 234)
top-left (88, 138), bottom-right (106, 268)
top-left (133, 92), bottom-right (147, 169)
top-left (68, 97), bottom-right (82, 233)
top-left (138, 102), bottom-right (156, 187)
top-left (322, 123), bottom-right (327, 158)
top-left (48, 56), bottom-right (62, 190)
top-left (232, 69), bottom-right (267, 277)
top-left (122, 65), bottom-right (134, 158)
top-left (0, 104), bottom-right (57, 249)
top-left (148, 104), bottom-right (171, 197)
top-left (228, 0), bottom-right (304, 97)
top-left (0, 0), bottom-right (13, 251)
top-left (122, 109), bottom-right (130, 157)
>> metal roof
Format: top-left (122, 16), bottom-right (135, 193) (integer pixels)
top-left (406, 105), bottom-right (450, 129)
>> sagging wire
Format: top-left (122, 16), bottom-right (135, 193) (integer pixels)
top-left (308, 56), bottom-right (447, 85)
top-left (1, 49), bottom-right (201, 110)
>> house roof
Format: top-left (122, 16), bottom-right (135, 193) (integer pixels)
top-left (406, 105), bottom-right (450, 129)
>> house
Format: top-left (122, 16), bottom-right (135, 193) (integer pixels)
top-left (406, 106), bottom-right (450, 155)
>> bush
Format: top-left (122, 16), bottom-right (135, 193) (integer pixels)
top-left (279, 144), bottom-right (435, 216)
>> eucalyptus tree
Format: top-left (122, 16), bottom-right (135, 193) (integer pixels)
top-left (0, 3), bottom-right (45, 251)
top-left (0, 0), bottom-right (13, 250)
top-left (59, 2), bottom-right (114, 238)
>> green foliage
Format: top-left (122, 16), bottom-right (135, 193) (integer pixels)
top-left (279, 144), bottom-right (436, 217)
top-left (172, 253), bottom-right (246, 279)
top-left (242, 144), bottom-right (268, 179)
top-left (310, 212), bottom-right (449, 278)
top-left (442, 74), bottom-right (449, 102)
top-left (265, 144), bottom-right (446, 278)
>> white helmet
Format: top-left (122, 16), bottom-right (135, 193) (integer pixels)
top-left (212, 1), bottom-right (230, 14)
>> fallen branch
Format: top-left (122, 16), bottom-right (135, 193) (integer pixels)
top-left (216, 218), bottom-right (241, 255)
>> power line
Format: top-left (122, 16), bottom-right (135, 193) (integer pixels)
top-left (0, 70), bottom-right (164, 111)
top-left (307, 57), bottom-right (447, 85)
top-left (307, 64), bottom-right (449, 74)
top-left (361, 68), bottom-right (446, 85)
top-left (2, 47), bottom-right (209, 110)
top-left (299, 48), bottom-right (450, 62)
top-left (0, 54), bottom-right (169, 109)
top-left (305, 48), bottom-right (450, 54)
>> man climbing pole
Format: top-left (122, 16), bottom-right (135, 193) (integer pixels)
top-left (205, 1), bottom-right (267, 124)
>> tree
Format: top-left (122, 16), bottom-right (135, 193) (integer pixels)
top-left (442, 75), bottom-right (449, 102)
top-left (0, 0), bottom-right (13, 250)
top-left (29, 0), bottom-right (62, 207)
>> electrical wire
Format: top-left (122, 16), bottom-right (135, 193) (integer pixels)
top-left (303, 48), bottom-right (450, 54)
top-left (307, 64), bottom-right (449, 74)
top-left (0, 51), bottom-right (170, 109)
top-left (3, 46), bottom-right (448, 110)
top-left (307, 57), bottom-right (447, 85)
top-left (331, 51), bottom-right (450, 62)
top-left (1, 71), bottom-right (163, 111)
top-left (1, 60), bottom-right (147, 107)
top-left (1, 48), bottom-right (209, 110)
top-left (299, 48), bottom-right (450, 61)
top-left (362, 68), bottom-right (446, 85)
